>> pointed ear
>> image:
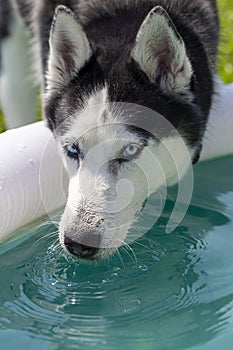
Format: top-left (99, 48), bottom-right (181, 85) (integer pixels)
top-left (131, 6), bottom-right (193, 99)
top-left (46, 5), bottom-right (92, 93)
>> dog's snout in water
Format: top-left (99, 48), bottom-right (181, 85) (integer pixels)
top-left (64, 237), bottom-right (99, 260)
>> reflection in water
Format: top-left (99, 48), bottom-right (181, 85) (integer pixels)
top-left (0, 156), bottom-right (233, 350)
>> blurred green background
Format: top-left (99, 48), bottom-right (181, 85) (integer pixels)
top-left (0, 0), bottom-right (232, 133)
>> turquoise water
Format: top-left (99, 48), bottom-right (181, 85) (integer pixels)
top-left (0, 155), bottom-right (233, 350)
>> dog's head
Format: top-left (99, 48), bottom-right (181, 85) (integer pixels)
top-left (44, 6), bottom-right (203, 261)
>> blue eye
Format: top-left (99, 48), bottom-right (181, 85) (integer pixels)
top-left (66, 144), bottom-right (80, 160)
top-left (123, 143), bottom-right (142, 158)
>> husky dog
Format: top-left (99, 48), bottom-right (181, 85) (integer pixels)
top-left (0, 0), bottom-right (219, 260)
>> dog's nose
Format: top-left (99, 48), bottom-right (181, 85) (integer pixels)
top-left (64, 237), bottom-right (98, 259)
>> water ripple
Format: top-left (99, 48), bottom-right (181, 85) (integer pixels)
top-left (1, 165), bottom-right (233, 349)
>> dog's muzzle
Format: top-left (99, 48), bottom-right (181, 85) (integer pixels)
top-left (64, 237), bottom-right (99, 260)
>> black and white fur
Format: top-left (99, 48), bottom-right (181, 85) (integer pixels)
top-left (0, 0), bottom-right (219, 260)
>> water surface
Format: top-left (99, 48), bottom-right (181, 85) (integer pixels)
top-left (0, 156), bottom-right (233, 350)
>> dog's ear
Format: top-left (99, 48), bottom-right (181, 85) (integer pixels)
top-left (46, 5), bottom-right (92, 93)
top-left (131, 6), bottom-right (193, 99)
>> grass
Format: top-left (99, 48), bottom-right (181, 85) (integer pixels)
top-left (0, 0), bottom-right (233, 133)
top-left (218, 0), bottom-right (233, 83)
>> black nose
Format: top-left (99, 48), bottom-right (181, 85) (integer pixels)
top-left (64, 237), bottom-right (98, 259)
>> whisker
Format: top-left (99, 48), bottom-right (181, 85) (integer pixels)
top-left (50, 238), bottom-right (61, 251)
top-left (131, 240), bottom-right (152, 252)
top-left (29, 230), bottom-right (59, 252)
top-left (56, 246), bottom-right (66, 260)
top-left (38, 219), bottom-right (59, 229)
top-left (125, 243), bottom-right (138, 267)
top-left (116, 239), bottom-right (138, 267)
top-left (122, 246), bottom-right (135, 264)
top-left (116, 248), bottom-right (126, 272)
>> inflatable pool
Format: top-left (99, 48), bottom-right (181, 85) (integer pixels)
top-left (0, 83), bottom-right (233, 241)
